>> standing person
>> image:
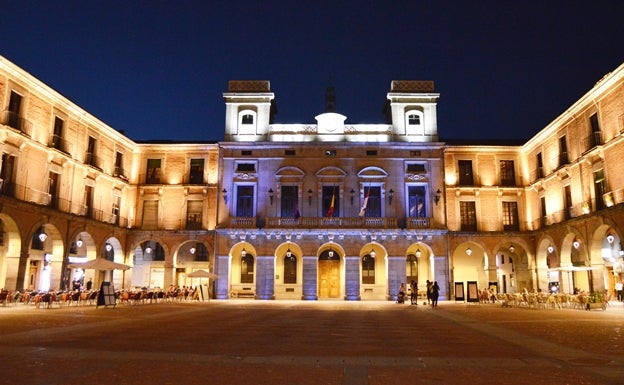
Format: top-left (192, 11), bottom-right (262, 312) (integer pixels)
top-left (431, 281), bottom-right (440, 308)
top-left (86, 278), bottom-right (93, 291)
top-left (616, 280), bottom-right (623, 302)
top-left (426, 280), bottom-right (432, 305)
top-left (410, 280), bottom-right (418, 305)
top-left (397, 282), bottom-right (406, 304)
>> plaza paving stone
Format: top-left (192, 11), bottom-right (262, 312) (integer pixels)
top-left (0, 299), bottom-right (622, 384)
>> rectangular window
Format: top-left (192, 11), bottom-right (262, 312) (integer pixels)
top-left (323, 186), bottom-right (340, 217)
top-left (6, 91), bottom-right (22, 130)
top-left (564, 185), bottom-right (572, 220)
top-left (589, 113), bottom-right (602, 147)
top-left (186, 200), bottom-right (203, 230)
top-left (361, 186), bottom-right (381, 217)
top-left (410, 151), bottom-right (421, 157)
top-left (502, 201), bottom-right (519, 231)
top-left (86, 136), bottom-right (99, 169)
top-left (559, 136), bottom-right (569, 166)
top-left (458, 160), bottom-right (474, 186)
top-left (540, 196), bottom-right (547, 227)
top-left (594, 169), bottom-right (606, 211)
top-left (280, 185), bottom-right (299, 218)
top-left (189, 158), bottom-right (204, 184)
top-left (114, 152), bottom-right (126, 179)
top-left (366, 150), bottom-right (377, 156)
top-left (112, 195), bottom-right (121, 226)
top-left (499, 160), bottom-right (515, 186)
top-left (48, 172), bottom-right (60, 209)
top-left (0, 154), bottom-right (16, 196)
top-left (236, 185), bottom-right (254, 217)
top-left (460, 201), bottom-right (477, 231)
top-left (408, 186), bottom-right (426, 217)
top-left (408, 114), bottom-right (421, 125)
top-left (406, 164), bottom-right (426, 173)
top-left (51, 116), bottom-right (68, 154)
top-left (146, 159), bottom-right (162, 184)
top-left (241, 150), bottom-right (252, 156)
top-left (283, 257), bottom-right (297, 284)
top-left (285, 149), bottom-right (296, 156)
top-left (236, 162), bottom-right (256, 173)
top-left (362, 255), bottom-right (375, 284)
top-left (536, 152), bottom-right (544, 179)
top-left (84, 185), bottom-right (94, 218)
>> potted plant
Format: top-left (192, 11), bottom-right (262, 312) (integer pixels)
top-left (586, 291), bottom-right (606, 310)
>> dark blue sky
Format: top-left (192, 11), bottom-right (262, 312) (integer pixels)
top-left (1, 1), bottom-right (623, 143)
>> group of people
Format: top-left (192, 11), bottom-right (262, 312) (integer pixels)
top-left (397, 279), bottom-right (440, 307)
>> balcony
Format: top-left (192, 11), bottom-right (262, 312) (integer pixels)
top-left (225, 216), bottom-right (412, 229)
top-left (49, 135), bottom-right (71, 155)
top-left (2, 111), bottom-right (32, 137)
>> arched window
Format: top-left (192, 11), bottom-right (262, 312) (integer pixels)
top-left (362, 254), bottom-right (375, 284)
top-left (283, 251), bottom-right (297, 284)
top-left (238, 109), bottom-right (257, 132)
top-left (241, 253), bottom-right (254, 283)
top-left (408, 114), bottom-right (420, 125)
top-left (404, 110), bottom-right (424, 134)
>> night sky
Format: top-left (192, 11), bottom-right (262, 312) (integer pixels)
top-left (1, 1), bottom-right (623, 143)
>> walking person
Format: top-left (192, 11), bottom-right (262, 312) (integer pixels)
top-left (616, 280), bottom-right (623, 302)
top-left (431, 281), bottom-right (440, 308)
top-left (426, 280), bottom-right (432, 305)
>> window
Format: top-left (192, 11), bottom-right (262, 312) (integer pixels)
top-left (499, 160), bottom-right (515, 186)
top-left (186, 200), bottom-right (203, 229)
top-left (6, 91), bottom-right (22, 130)
top-left (360, 186), bottom-right (381, 217)
top-left (366, 150), bottom-right (378, 156)
top-left (114, 152), bottom-right (126, 179)
top-left (51, 117), bottom-right (68, 153)
top-left (112, 195), bottom-right (121, 225)
top-left (408, 186), bottom-right (426, 217)
top-left (540, 196), bottom-right (547, 227)
top-left (85, 136), bottom-right (99, 169)
top-left (194, 243), bottom-right (209, 262)
top-left (460, 201), bottom-right (477, 231)
top-left (241, 253), bottom-right (254, 283)
top-left (142, 200), bottom-right (159, 229)
top-left (406, 164), bottom-right (426, 173)
top-left (241, 150), bottom-right (252, 156)
top-left (146, 159), bottom-right (162, 184)
top-left (536, 152), bottom-right (544, 179)
top-left (323, 186), bottom-right (340, 217)
top-left (236, 162), bottom-right (256, 173)
top-left (0, 154), bottom-right (17, 196)
top-left (84, 185), bottom-right (94, 217)
top-left (458, 160), bottom-right (474, 186)
top-left (241, 114), bottom-right (254, 125)
top-left (283, 253), bottom-right (297, 284)
top-left (594, 169), bottom-right (606, 211)
top-left (362, 254), bottom-right (375, 284)
top-left (48, 172), bottom-right (60, 209)
top-left (236, 185), bottom-right (254, 217)
top-left (407, 114), bottom-right (421, 125)
top-left (285, 149), bottom-right (296, 156)
top-left (410, 151), bottom-right (421, 157)
top-left (564, 185), bottom-right (572, 220)
top-left (558, 136), bottom-right (569, 167)
top-left (280, 185), bottom-right (299, 218)
top-left (502, 201), bottom-right (519, 231)
top-left (589, 113), bottom-right (602, 147)
top-left (189, 159), bottom-right (204, 184)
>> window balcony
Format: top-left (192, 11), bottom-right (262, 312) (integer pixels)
top-left (225, 216), bottom-right (408, 229)
top-left (2, 111), bottom-right (32, 137)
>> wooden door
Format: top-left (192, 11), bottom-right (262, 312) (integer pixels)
top-left (318, 259), bottom-right (340, 298)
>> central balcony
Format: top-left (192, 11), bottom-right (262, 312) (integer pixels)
top-left (226, 216), bottom-right (431, 229)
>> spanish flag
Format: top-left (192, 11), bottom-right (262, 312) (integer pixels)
top-left (326, 192), bottom-right (335, 218)
top-left (359, 187), bottom-right (369, 217)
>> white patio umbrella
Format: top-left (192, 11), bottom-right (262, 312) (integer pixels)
top-left (186, 270), bottom-right (218, 301)
top-left (68, 258), bottom-right (131, 271)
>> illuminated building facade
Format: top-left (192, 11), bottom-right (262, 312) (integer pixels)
top-left (1, 55), bottom-right (623, 300)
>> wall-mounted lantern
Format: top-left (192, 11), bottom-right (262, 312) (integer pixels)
top-left (268, 188), bottom-right (274, 205)
top-left (434, 189), bottom-right (441, 205)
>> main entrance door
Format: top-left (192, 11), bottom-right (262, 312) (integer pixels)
top-left (318, 259), bottom-right (340, 298)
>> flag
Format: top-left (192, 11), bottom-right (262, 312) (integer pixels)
top-left (359, 188), bottom-right (369, 217)
top-left (326, 191), bottom-right (335, 218)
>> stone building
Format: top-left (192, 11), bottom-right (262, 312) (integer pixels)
top-left (1, 55), bottom-right (623, 301)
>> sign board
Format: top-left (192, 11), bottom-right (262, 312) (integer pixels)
top-left (97, 281), bottom-right (116, 307)
top-left (466, 281), bottom-right (479, 302)
top-left (454, 282), bottom-right (465, 301)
